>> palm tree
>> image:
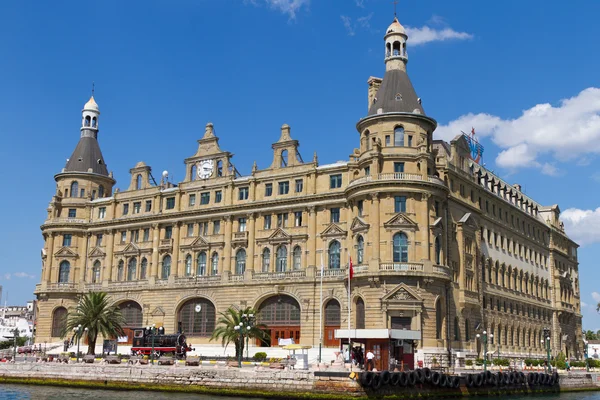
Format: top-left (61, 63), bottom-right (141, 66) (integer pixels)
top-left (64, 292), bottom-right (126, 355)
top-left (210, 306), bottom-right (269, 359)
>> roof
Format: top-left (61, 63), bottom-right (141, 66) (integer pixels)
top-left (386, 17), bottom-right (406, 35)
top-left (64, 136), bottom-right (109, 176)
top-left (367, 69), bottom-right (424, 116)
top-left (83, 96), bottom-right (99, 112)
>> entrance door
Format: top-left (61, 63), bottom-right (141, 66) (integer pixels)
top-left (324, 299), bottom-right (341, 347)
top-left (119, 301), bottom-right (143, 344)
top-left (257, 295), bottom-right (301, 347)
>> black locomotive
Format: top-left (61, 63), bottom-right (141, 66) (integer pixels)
top-left (130, 326), bottom-right (193, 358)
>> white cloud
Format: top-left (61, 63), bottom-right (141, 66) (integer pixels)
top-left (13, 272), bottom-right (35, 279)
top-left (341, 15), bottom-right (354, 36)
top-left (2, 274), bottom-right (9, 280)
top-left (562, 208), bottom-right (600, 246)
top-left (405, 25), bottom-right (473, 46)
top-left (340, 13), bottom-right (373, 36)
top-left (245, 0), bottom-right (309, 19)
top-left (593, 292), bottom-right (600, 303)
top-left (355, 0), bottom-right (365, 7)
top-left (582, 301), bottom-right (589, 308)
top-left (436, 88), bottom-right (600, 173)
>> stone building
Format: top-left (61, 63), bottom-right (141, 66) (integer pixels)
top-left (35, 16), bottom-right (581, 368)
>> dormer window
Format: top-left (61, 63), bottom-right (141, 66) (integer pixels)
top-left (395, 93), bottom-right (402, 101)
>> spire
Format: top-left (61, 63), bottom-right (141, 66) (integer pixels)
top-left (63, 95), bottom-right (109, 176)
top-left (203, 122), bottom-right (215, 139)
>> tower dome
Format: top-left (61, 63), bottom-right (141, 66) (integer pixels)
top-left (386, 17), bottom-right (406, 35)
top-left (83, 96), bottom-right (99, 112)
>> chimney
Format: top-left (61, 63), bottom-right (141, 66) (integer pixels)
top-left (513, 184), bottom-right (522, 192)
top-left (367, 76), bottom-right (382, 110)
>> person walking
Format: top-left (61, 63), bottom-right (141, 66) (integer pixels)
top-left (366, 349), bottom-right (375, 371)
top-left (566, 360), bottom-right (571, 372)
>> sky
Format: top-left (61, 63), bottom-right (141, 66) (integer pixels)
top-left (0, 0), bottom-right (599, 329)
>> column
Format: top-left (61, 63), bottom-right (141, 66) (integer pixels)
top-left (308, 206), bottom-right (317, 268)
top-left (150, 223), bottom-right (160, 282)
top-left (422, 193), bottom-right (431, 262)
top-left (172, 222), bottom-right (181, 277)
top-left (370, 193), bottom-right (380, 261)
top-left (79, 233), bottom-right (90, 284)
top-left (223, 216), bottom-right (233, 278)
top-left (43, 233), bottom-right (55, 283)
top-left (104, 229), bottom-right (115, 283)
top-left (346, 201), bottom-right (353, 263)
top-left (247, 213), bottom-right (256, 272)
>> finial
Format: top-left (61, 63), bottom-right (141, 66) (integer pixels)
top-left (279, 124), bottom-right (292, 142)
top-left (313, 151), bottom-right (318, 165)
top-left (92, 81), bottom-right (95, 97)
top-left (203, 122), bottom-right (215, 139)
top-left (252, 161), bottom-right (257, 174)
top-left (393, 0), bottom-right (398, 16)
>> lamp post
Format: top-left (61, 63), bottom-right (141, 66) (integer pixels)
top-left (73, 325), bottom-right (88, 363)
top-left (476, 330), bottom-right (493, 372)
top-left (146, 324), bottom-right (156, 365)
top-left (233, 313), bottom-right (256, 368)
top-left (543, 328), bottom-right (551, 373)
top-left (12, 328), bottom-right (19, 361)
top-left (584, 339), bottom-right (590, 372)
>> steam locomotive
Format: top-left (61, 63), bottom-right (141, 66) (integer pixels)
top-left (130, 326), bottom-right (193, 359)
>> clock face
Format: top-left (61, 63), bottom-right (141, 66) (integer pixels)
top-left (198, 159), bottom-right (214, 179)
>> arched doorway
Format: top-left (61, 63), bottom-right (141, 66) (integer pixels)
top-left (324, 299), bottom-right (341, 347)
top-left (119, 301), bottom-right (143, 344)
top-left (51, 307), bottom-right (68, 338)
top-left (178, 298), bottom-right (216, 336)
top-left (257, 295), bottom-right (301, 347)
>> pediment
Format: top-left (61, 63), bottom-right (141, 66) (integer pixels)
top-left (383, 213), bottom-right (418, 229)
top-left (430, 217), bottom-right (443, 231)
top-left (350, 217), bottom-right (370, 233)
top-left (151, 306), bottom-right (165, 317)
top-left (182, 236), bottom-right (210, 250)
top-left (119, 242), bottom-right (140, 255)
top-left (54, 246), bottom-right (78, 258)
top-left (458, 212), bottom-right (478, 230)
top-left (88, 246), bottom-right (106, 258)
top-left (320, 223), bottom-right (347, 238)
top-left (268, 228), bottom-right (291, 243)
top-left (382, 283), bottom-right (423, 303)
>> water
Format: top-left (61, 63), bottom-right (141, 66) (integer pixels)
top-left (0, 385), bottom-right (599, 400)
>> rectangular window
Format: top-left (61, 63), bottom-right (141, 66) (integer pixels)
top-left (188, 194), bottom-right (196, 207)
top-left (385, 135), bottom-right (390, 146)
top-left (200, 222), bottom-right (209, 236)
top-left (470, 190), bottom-right (475, 202)
top-left (80, 188), bottom-right (85, 198)
top-left (145, 200), bottom-right (152, 212)
top-left (238, 218), bottom-right (247, 232)
top-left (459, 184), bottom-right (465, 197)
top-left (215, 190), bottom-right (222, 203)
top-left (96, 234), bottom-right (103, 247)
top-left (98, 207), bottom-right (106, 219)
top-left (200, 192), bottom-right (210, 205)
top-left (357, 200), bottom-right (364, 217)
top-left (364, 166), bottom-right (370, 176)
top-left (131, 230), bottom-right (139, 243)
top-left (265, 183), bottom-right (273, 197)
top-left (187, 223), bottom-right (194, 237)
top-left (330, 208), bottom-right (340, 223)
top-left (165, 226), bottom-right (172, 239)
top-left (394, 162), bottom-right (405, 173)
top-left (294, 211), bottom-right (302, 227)
top-left (407, 135), bottom-right (413, 147)
top-left (330, 174), bottom-right (342, 189)
top-left (120, 231), bottom-right (127, 244)
top-left (295, 179), bottom-right (303, 193)
top-left (450, 179), bottom-right (454, 191)
top-left (264, 215), bottom-right (271, 230)
top-left (123, 203), bottom-right (129, 215)
top-left (277, 213), bottom-right (287, 228)
top-left (394, 196), bottom-right (407, 213)
top-left (68, 209), bottom-right (76, 218)
top-left (143, 228), bottom-right (150, 242)
top-left (63, 234), bottom-right (72, 247)
top-left (278, 181), bottom-right (289, 195)
top-left (133, 202), bottom-right (141, 214)
top-left (166, 197), bottom-right (175, 210)
top-left (213, 220), bottom-right (221, 234)
top-left (434, 201), bottom-right (440, 217)
top-left (238, 187), bottom-right (249, 200)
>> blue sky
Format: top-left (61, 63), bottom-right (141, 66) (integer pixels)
top-left (1, 0), bottom-right (599, 329)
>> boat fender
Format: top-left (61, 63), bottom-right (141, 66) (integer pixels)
top-left (452, 376), bottom-right (460, 388)
top-left (399, 372), bottom-right (408, 387)
top-left (390, 372), bottom-right (401, 386)
top-left (381, 371), bottom-right (391, 386)
top-left (431, 371), bottom-right (441, 386)
top-left (503, 373), bottom-right (510, 385)
top-left (408, 371), bottom-right (418, 386)
top-left (439, 374), bottom-right (448, 387)
top-left (497, 372), bottom-right (504, 386)
top-left (415, 368), bottom-right (425, 384)
top-left (518, 371), bottom-right (526, 384)
top-left (466, 374), bottom-right (474, 387)
top-left (490, 373), bottom-right (498, 386)
top-left (371, 373), bottom-right (382, 390)
top-left (360, 371), bottom-right (374, 387)
top-left (423, 367), bottom-right (432, 382)
top-left (527, 373), bottom-right (535, 384)
top-left (474, 373), bottom-right (484, 387)
top-left (552, 371), bottom-right (559, 386)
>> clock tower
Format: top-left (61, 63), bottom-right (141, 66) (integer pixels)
top-left (184, 122), bottom-right (235, 181)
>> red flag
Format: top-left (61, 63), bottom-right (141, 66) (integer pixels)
top-left (349, 257), bottom-right (354, 280)
top-left (471, 127), bottom-right (476, 137)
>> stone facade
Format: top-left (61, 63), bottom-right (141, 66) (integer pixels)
top-left (35, 16), bottom-right (581, 363)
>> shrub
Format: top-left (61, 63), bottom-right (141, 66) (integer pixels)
top-left (589, 359), bottom-right (600, 368)
top-left (253, 352), bottom-right (267, 362)
top-left (492, 358), bottom-right (510, 367)
top-left (555, 360), bottom-right (566, 370)
top-left (465, 360), bottom-right (473, 366)
top-left (475, 358), bottom-right (484, 366)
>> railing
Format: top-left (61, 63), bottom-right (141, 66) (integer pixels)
top-left (379, 263), bottom-right (424, 272)
top-left (253, 270), bottom-right (306, 280)
top-left (175, 275), bottom-right (222, 285)
top-left (229, 274), bottom-right (244, 282)
top-left (159, 239), bottom-right (173, 249)
top-left (233, 231), bottom-right (248, 239)
top-left (84, 283), bottom-right (102, 291)
top-left (47, 218), bottom-right (87, 224)
top-left (348, 173), bottom-right (445, 188)
top-left (353, 265), bottom-right (368, 274)
top-left (45, 283), bottom-right (78, 291)
top-left (317, 268), bottom-right (347, 278)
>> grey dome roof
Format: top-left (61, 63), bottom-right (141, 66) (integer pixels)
top-left (367, 69), bottom-right (424, 116)
top-left (64, 136), bottom-right (109, 176)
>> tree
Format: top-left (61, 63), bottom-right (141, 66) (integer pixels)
top-left (64, 292), bottom-right (125, 355)
top-left (585, 330), bottom-right (599, 341)
top-left (210, 306), bottom-right (269, 358)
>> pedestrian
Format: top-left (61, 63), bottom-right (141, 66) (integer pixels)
top-left (366, 349), bottom-right (375, 371)
top-left (566, 360), bottom-right (571, 372)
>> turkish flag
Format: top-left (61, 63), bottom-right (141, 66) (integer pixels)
top-left (349, 257), bottom-right (354, 280)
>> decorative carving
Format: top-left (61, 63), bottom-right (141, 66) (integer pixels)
top-left (391, 289), bottom-right (412, 300)
top-left (383, 213), bottom-right (418, 230)
top-left (320, 223), bottom-right (347, 239)
top-left (350, 217), bottom-right (370, 233)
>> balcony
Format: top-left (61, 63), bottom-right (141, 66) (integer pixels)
top-left (380, 262), bottom-right (424, 272)
top-left (379, 263), bottom-right (453, 281)
top-left (159, 239), bottom-right (173, 252)
top-left (347, 173), bottom-right (446, 190)
top-left (317, 268), bottom-right (347, 278)
top-left (253, 270), bottom-right (306, 281)
top-left (44, 283), bottom-right (79, 292)
top-left (459, 290), bottom-right (480, 306)
top-left (231, 231), bottom-right (248, 247)
top-left (229, 274), bottom-right (245, 282)
top-left (44, 217), bottom-right (87, 225)
top-left (175, 275), bottom-right (222, 286)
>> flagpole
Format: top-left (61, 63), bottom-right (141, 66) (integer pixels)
top-left (319, 253), bottom-right (324, 364)
top-left (348, 255), bottom-right (352, 365)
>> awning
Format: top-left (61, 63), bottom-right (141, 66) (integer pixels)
top-left (334, 329), bottom-right (420, 340)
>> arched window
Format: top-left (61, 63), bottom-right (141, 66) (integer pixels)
top-left (119, 301), bottom-right (143, 327)
top-left (117, 260), bottom-right (124, 281)
top-left (454, 317), bottom-right (460, 340)
top-left (185, 255), bottom-right (192, 276)
top-left (393, 232), bottom-right (408, 263)
top-left (84, 115), bottom-right (91, 126)
top-left (356, 235), bottom-right (364, 264)
top-left (435, 236), bottom-right (442, 264)
top-left (293, 246), bottom-right (302, 270)
top-left (257, 295), bottom-right (301, 327)
top-left (465, 319), bottom-right (470, 341)
top-left (98, 185), bottom-right (104, 198)
top-left (92, 260), bottom-right (101, 283)
top-left (394, 126), bottom-right (404, 146)
top-left (435, 298), bottom-right (443, 339)
top-left (162, 255), bottom-right (171, 279)
top-left (325, 299), bottom-right (341, 328)
top-left (328, 240), bottom-right (341, 269)
top-left (197, 252), bottom-right (207, 275)
top-left (281, 150), bottom-right (288, 167)
top-left (355, 297), bottom-right (365, 329)
top-left (262, 248), bottom-right (271, 272)
top-left (236, 249), bottom-right (246, 275)
top-left (140, 258), bottom-right (148, 280)
top-left (276, 245), bottom-right (287, 272)
top-left (91, 117), bottom-right (97, 128)
top-left (51, 307), bottom-right (68, 337)
top-left (191, 165), bottom-right (197, 181)
top-left (136, 174), bottom-right (142, 190)
top-left (393, 41), bottom-right (401, 56)
top-left (211, 252), bottom-right (219, 275)
top-left (70, 181), bottom-right (79, 198)
top-left (217, 160), bottom-right (223, 177)
top-left (127, 257), bottom-right (137, 281)
top-left (178, 298), bottom-right (216, 336)
top-left (58, 261), bottom-right (70, 283)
